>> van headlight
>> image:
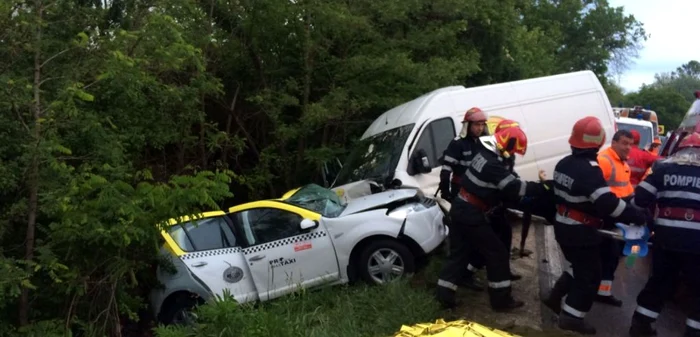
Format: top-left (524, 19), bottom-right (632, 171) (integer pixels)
top-left (388, 203), bottom-right (427, 220)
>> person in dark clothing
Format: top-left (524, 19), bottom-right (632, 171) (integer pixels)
top-left (439, 107), bottom-right (489, 201)
top-left (628, 132), bottom-right (700, 337)
top-left (438, 107), bottom-right (489, 292)
top-left (542, 116), bottom-right (648, 335)
top-left (488, 119), bottom-right (531, 277)
top-left (461, 119), bottom-right (530, 282)
top-left (436, 125), bottom-right (549, 311)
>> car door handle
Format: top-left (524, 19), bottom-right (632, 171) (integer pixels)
top-left (249, 255), bottom-right (266, 261)
top-left (191, 261), bottom-right (208, 268)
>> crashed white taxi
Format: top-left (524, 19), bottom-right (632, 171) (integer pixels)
top-left (150, 184), bottom-right (447, 324)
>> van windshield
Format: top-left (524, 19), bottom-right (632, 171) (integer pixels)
top-left (333, 124), bottom-right (415, 186)
top-left (617, 123), bottom-right (653, 149)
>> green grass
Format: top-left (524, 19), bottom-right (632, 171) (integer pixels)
top-left (153, 279), bottom-right (442, 337)
top-left (153, 253), bottom-right (572, 337)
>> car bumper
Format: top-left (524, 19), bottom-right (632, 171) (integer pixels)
top-left (403, 204), bottom-right (448, 255)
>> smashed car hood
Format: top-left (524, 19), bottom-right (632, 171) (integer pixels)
top-left (339, 189), bottom-right (419, 216)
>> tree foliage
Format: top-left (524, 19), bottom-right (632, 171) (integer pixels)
top-left (0, 0), bottom-right (647, 335)
top-left (622, 60), bottom-right (700, 130)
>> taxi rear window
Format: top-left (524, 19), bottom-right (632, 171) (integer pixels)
top-left (168, 215), bottom-right (238, 252)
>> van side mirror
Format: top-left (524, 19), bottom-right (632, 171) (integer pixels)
top-left (410, 149), bottom-right (432, 174)
top-left (300, 218), bottom-right (318, 231)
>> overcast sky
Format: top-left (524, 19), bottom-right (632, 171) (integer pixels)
top-left (607, 0), bottom-right (700, 93)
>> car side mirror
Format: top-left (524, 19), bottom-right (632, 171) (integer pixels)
top-left (411, 149), bottom-right (432, 174)
top-left (300, 218), bottom-right (318, 231)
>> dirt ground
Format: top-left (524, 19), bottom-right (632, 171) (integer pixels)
top-left (414, 217), bottom-right (577, 337)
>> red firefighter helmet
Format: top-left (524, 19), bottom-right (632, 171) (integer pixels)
top-left (462, 107), bottom-right (487, 123)
top-left (677, 132), bottom-right (700, 149)
top-left (495, 126), bottom-right (528, 157)
top-left (494, 119), bottom-right (521, 134)
top-left (569, 116), bottom-right (606, 149)
top-left (629, 129), bottom-right (641, 145)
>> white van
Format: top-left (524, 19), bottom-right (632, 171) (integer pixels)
top-left (614, 116), bottom-right (654, 150)
top-left (329, 71), bottom-right (617, 198)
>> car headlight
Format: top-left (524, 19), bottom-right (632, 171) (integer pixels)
top-left (388, 203), bottom-right (427, 220)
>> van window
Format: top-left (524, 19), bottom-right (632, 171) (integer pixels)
top-left (617, 123), bottom-right (653, 149)
top-left (412, 118), bottom-right (456, 169)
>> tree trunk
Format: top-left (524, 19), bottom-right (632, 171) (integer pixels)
top-left (294, 4), bottom-right (313, 185)
top-left (20, 0), bottom-right (44, 326)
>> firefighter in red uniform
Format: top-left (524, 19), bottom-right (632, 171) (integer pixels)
top-left (542, 116), bottom-right (647, 334)
top-left (629, 132), bottom-right (700, 337)
top-left (627, 129), bottom-right (660, 186)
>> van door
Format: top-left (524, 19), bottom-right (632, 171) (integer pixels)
top-left (516, 91), bottom-right (605, 181)
top-left (406, 117), bottom-right (456, 196)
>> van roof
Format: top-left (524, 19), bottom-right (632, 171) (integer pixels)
top-left (362, 70), bottom-right (604, 138)
top-left (616, 117), bottom-right (653, 127)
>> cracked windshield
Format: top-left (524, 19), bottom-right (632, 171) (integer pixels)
top-left (334, 124), bottom-right (415, 186)
top-left (285, 184), bottom-right (346, 218)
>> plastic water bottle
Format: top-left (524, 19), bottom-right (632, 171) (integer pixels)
top-left (625, 244), bottom-right (640, 268)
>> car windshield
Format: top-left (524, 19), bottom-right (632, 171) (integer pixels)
top-left (617, 123), bottom-right (653, 149)
top-left (285, 184), bottom-right (347, 218)
top-left (333, 124), bottom-right (415, 186)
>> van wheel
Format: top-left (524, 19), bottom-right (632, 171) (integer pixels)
top-left (357, 239), bottom-right (415, 285)
top-left (159, 294), bottom-right (200, 326)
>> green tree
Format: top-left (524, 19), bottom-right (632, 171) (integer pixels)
top-left (520, 0), bottom-right (647, 86)
top-left (650, 60), bottom-right (700, 102)
top-left (0, 0), bottom-right (233, 334)
top-left (625, 86), bottom-right (689, 129)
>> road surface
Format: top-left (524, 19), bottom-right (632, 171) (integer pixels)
top-left (536, 224), bottom-right (686, 336)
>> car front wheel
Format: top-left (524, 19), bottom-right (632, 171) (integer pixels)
top-left (357, 239), bottom-right (415, 285)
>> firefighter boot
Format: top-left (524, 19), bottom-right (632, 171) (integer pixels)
top-left (542, 272), bottom-right (572, 314)
top-left (458, 272), bottom-right (485, 292)
top-left (628, 313), bottom-right (657, 337)
top-left (595, 294), bottom-right (623, 307)
top-left (435, 286), bottom-right (459, 309)
top-left (558, 312), bottom-right (596, 335)
top-left (489, 287), bottom-right (525, 312)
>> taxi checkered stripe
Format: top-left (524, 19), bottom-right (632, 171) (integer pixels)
top-left (180, 247), bottom-right (243, 260)
top-left (242, 231), bottom-right (328, 254)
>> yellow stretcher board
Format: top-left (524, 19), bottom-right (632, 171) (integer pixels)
top-left (393, 319), bottom-right (521, 337)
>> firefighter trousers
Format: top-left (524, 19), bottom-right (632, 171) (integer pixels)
top-left (633, 248), bottom-right (700, 334)
top-left (463, 207), bottom-right (511, 274)
top-left (598, 237), bottom-right (622, 296)
top-left (491, 208), bottom-right (513, 254)
top-left (436, 207), bottom-right (472, 304)
top-left (559, 243), bottom-right (602, 319)
top-left (455, 204), bottom-right (514, 309)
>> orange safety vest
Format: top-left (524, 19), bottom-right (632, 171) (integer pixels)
top-left (597, 147), bottom-right (634, 198)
